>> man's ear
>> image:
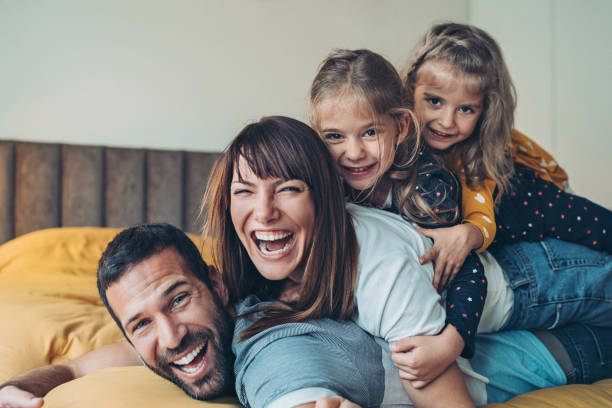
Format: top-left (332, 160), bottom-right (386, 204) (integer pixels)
top-left (208, 265), bottom-right (229, 306)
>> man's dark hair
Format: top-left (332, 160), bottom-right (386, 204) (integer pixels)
top-left (97, 223), bottom-right (211, 336)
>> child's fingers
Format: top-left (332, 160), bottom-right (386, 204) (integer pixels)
top-left (415, 225), bottom-right (434, 237)
top-left (418, 246), bottom-right (437, 265)
top-left (409, 379), bottom-right (431, 389)
top-left (398, 369), bottom-right (419, 381)
top-left (390, 337), bottom-right (417, 352)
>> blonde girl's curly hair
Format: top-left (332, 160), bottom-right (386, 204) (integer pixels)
top-left (403, 22), bottom-right (517, 201)
top-left (309, 49), bottom-right (449, 223)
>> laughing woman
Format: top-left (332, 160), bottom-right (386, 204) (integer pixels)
top-left (202, 116), bottom-right (612, 408)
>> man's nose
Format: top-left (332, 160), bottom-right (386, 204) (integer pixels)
top-left (157, 316), bottom-right (186, 351)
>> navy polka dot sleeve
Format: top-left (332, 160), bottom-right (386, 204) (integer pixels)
top-left (492, 164), bottom-right (611, 253)
top-left (397, 149), bottom-right (487, 358)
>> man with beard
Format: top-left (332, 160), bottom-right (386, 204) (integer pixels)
top-left (0, 223), bottom-right (366, 407)
top-left (1, 224), bottom-right (610, 407)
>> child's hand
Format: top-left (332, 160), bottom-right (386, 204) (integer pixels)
top-left (390, 325), bottom-right (464, 389)
top-left (416, 223), bottom-right (483, 291)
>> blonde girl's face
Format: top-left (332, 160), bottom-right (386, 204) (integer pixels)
top-left (414, 60), bottom-right (484, 151)
top-left (315, 93), bottom-right (408, 191)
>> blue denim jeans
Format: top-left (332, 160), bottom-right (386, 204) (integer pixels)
top-left (551, 324), bottom-right (612, 384)
top-left (489, 238), bottom-right (612, 331)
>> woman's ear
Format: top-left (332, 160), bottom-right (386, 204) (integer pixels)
top-left (208, 265), bottom-right (229, 306)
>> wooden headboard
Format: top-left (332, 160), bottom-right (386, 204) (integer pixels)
top-left (0, 140), bottom-right (219, 245)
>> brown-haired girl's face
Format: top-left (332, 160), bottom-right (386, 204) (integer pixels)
top-left (229, 156), bottom-right (315, 284)
top-left (414, 60), bottom-right (484, 151)
top-left (315, 92), bottom-right (408, 191)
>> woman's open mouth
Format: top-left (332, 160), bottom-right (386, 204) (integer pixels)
top-left (252, 230), bottom-right (295, 257)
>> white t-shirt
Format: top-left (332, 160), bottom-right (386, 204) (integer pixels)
top-left (349, 203), bottom-right (514, 342)
top-left (349, 203), bottom-right (447, 342)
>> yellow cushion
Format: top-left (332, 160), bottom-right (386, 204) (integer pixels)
top-left (44, 366), bottom-right (241, 407)
top-left (0, 227), bottom-right (124, 381)
top-left (484, 379), bottom-right (612, 407)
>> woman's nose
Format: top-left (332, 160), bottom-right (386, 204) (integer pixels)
top-left (253, 192), bottom-right (279, 223)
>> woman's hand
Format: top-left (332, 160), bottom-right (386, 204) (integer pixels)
top-left (390, 325), bottom-right (464, 388)
top-left (416, 223), bottom-right (483, 291)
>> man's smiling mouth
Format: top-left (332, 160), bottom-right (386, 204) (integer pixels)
top-left (170, 341), bottom-right (208, 375)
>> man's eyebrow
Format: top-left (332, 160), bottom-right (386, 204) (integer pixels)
top-left (123, 280), bottom-right (190, 330)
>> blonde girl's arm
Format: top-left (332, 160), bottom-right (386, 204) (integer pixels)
top-left (459, 176), bottom-right (497, 252)
top-left (399, 361), bottom-right (475, 408)
top-left (390, 324), bottom-right (464, 388)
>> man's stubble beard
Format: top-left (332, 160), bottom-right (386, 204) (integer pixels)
top-left (144, 299), bottom-right (234, 400)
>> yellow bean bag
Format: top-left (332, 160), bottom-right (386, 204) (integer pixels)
top-left (0, 228), bottom-right (610, 407)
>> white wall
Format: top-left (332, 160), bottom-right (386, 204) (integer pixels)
top-left (0, 0), bottom-right (466, 152)
top-left (469, 0), bottom-right (612, 207)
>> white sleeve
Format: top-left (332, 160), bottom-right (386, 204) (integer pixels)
top-left (354, 250), bottom-right (446, 343)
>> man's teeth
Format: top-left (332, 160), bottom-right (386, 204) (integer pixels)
top-left (180, 359), bottom-right (205, 374)
top-left (254, 231), bottom-right (291, 241)
top-left (173, 342), bottom-right (205, 366)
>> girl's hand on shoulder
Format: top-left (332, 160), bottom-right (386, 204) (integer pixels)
top-left (390, 325), bottom-right (464, 389)
top-left (416, 223), bottom-right (483, 291)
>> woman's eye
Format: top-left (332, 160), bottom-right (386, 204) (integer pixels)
top-left (459, 106), bottom-right (474, 114)
top-left (279, 185), bottom-right (301, 193)
top-left (231, 188), bottom-right (251, 195)
top-left (428, 98), bottom-right (441, 106)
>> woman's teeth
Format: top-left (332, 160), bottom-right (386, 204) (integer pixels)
top-left (254, 231), bottom-right (294, 255)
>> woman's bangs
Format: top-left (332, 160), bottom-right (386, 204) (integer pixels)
top-left (233, 132), bottom-right (309, 184)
